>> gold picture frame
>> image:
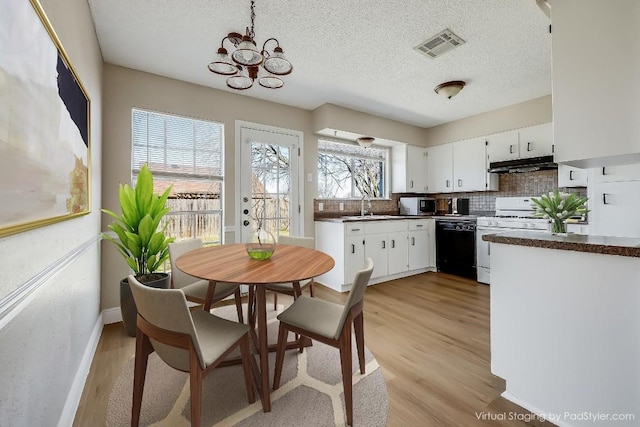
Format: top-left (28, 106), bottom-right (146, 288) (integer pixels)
top-left (0, 0), bottom-right (91, 237)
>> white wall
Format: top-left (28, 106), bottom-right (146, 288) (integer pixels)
top-left (0, 0), bottom-right (103, 424)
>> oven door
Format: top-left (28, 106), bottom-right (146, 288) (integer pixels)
top-left (476, 227), bottom-right (502, 285)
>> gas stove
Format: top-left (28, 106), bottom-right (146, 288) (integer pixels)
top-left (477, 197), bottom-right (550, 231)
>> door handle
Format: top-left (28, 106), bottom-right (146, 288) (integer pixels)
top-left (509, 144), bottom-right (515, 154)
top-left (602, 166), bottom-right (606, 176)
top-left (391, 240), bottom-right (395, 248)
top-left (411, 237), bottom-right (415, 246)
top-left (351, 244), bottom-right (355, 254)
top-left (446, 179), bottom-right (450, 188)
top-left (410, 180), bottom-right (414, 188)
top-left (243, 220), bottom-right (250, 226)
top-left (457, 179), bottom-right (462, 187)
top-left (603, 193), bottom-right (610, 205)
top-left (527, 142), bottom-right (533, 151)
top-left (569, 170), bottom-right (574, 180)
top-left (382, 240), bottom-right (386, 249)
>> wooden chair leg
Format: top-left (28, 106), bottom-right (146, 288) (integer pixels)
top-left (234, 288), bottom-right (244, 323)
top-left (132, 331), bottom-right (152, 427)
top-left (339, 325), bottom-right (354, 426)
top-left (273, 292), bottom-right (278, 311)
top-left (239, 334), bottom-right (256, 403)
top-left (189, 349), bottom-right (203, 427)
top-left (272, 323), bottom-right (289, 390)
top-left (354, 313), bottom-right (365, 374)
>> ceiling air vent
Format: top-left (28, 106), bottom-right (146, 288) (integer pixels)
top-left (414, 28), bottom-right (466, 59)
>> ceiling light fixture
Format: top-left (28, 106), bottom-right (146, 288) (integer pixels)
top-left (207, 0), bottom-right (292, 90)
top-left (434, 80), bottom-right (466, 99)
top-left (356, 137), bottom-right (375, 148)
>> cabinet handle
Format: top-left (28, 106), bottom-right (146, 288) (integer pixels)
top-left (457, 179), bottom-right (462, 187)
top-left (602, 167), bottom-right (606, 176)
top-left (488, 243), bottom-right (490, 256)
top-left (603, 193), bottom-right (610, 205)
top-left (416, 224), bottom-right (423, 228)
top-left (391, 239), bottom-right (395, 248)
top-left (527, 142), bottom-right (533, 151)
top-left (382, 240), bottom-right (386, 249)
top-left (509, 144), bottom-right (515, 154)
top-left (569, 170), bottom-right (574, 180)
top-left (411, 237), bottom-right (415, 246)
top-left (351, 228), bottom-right (360, 231)
top-left (446, 179), bottom-right (450, 188)
top-left (410, 180), bottom-right (414, 188)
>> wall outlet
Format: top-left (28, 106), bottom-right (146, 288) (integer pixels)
top-left (318, 202), bottom-right (324, 211)
top-left (339, 203), bottom-right (344, 211)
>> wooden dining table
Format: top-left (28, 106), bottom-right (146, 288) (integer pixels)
top-left (175, 243), bottom-right (335, 412)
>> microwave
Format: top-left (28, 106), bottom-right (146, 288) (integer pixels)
top-left (399, 197), bottom-right (436, 215)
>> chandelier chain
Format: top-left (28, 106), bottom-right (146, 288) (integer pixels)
top-left (249, 0), bottom-right (256, 40)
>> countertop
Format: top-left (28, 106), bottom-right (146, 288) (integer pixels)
top-left (482, 231), bottom-right (640, 258)
top-left (314, 213), bottom-right (486, 223)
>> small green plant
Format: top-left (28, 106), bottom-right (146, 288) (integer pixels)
top-left (102, 164), bottom-right (175, 278)
top-left (531, 190), bottom-right (589, 233)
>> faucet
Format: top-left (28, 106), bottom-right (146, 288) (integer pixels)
top-left (361, 193), bottom-right (372, 216)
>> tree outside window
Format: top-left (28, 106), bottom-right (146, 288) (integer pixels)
top-left (317, 140), bottom-right (387, 198)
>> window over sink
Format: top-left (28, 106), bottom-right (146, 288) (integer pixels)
top-left (317, 139), bottom-right (388, 199)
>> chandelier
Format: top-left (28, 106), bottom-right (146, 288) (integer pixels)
top-left (207, 0), bottom-right (293, 90)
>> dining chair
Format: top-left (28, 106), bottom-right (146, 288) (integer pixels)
top-left (128, 275), bottom-right (255, 427)
top-left (266, 236), bottom-right (316, 310)
top-left (169, 239), bottom-right (244, 322)
top-left (272, 258), bottom-right (374, 426)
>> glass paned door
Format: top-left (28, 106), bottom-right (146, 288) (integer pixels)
top-left (239, 125), bottom-right (300, 243)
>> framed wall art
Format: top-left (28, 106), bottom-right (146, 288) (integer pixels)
top-left (0, 0), bottom-right (91, 238)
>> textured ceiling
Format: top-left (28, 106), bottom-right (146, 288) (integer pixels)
top-left (87, 0), bottom-right (551, 128)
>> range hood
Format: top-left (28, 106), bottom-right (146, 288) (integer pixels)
top-left (488, 155), bottom-right (557, 174)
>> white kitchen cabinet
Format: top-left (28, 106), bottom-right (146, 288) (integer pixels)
top-left (315, 219), bottom-right (434, 292)
top-left (486, 130), bottom-right (519, 163)
top-left (425, 143), bottom-right (453, 193)
top-left (558, 165), bottom-right (587, 188)
top-left (427, 139), bottom-right (497, 193)
top-left (487, 123), bottom-right (553, 164)
top-left (590, 163), bottom-right (640, 183)
top-left (388, 232), bottom-right (409, 275)
top-left (588, 180), bottom-right (640, 238)
top-left (552, 0), bottom-right (640, 168)
top-left (392, 144), bottom-right (427, 193)
top-left (518, 123), bottom-right (553, 159)
top-left (408, 220), bottom-right (430, 270)
top-left (453, 137), bottom-right (497, 192)
top-left (566, 223), bottom-right (589, 235)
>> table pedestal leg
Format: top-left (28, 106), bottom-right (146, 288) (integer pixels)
top-left (256, 285), bottom-right (271, 412)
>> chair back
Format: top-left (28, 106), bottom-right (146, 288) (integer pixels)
top-left (336, 258), bottom-right (374, 334)
top-left (278, 235), bottom-right (314, 249)
top-left (169, 239), bottom-right (204, 289)
top-left (128, 275), bottom-right (206, 371)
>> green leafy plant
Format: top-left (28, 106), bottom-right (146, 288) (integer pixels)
top-left (102, 164), bottom-right (175, 279)
top-left (531, 190), bottom-right (589, 233)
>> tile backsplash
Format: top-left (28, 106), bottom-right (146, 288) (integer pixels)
top-left (314, 169), bottom-right (587, 216)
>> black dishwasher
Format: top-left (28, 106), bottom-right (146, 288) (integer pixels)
top-left (435, 218), bottom-right (477, 280)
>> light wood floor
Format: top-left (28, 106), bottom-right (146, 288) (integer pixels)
top-left (74, 272), bottom-right (553, 426)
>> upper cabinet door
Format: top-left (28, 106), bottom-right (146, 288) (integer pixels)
top-left (486, 130), bottom-right (519, 163)
top-left (558, 165), bottom-right (587, 188)
top-left (425, 144), bottom-right (453, 193)
top-left (552, 0), bottom-right (640, 167)
top-left (453, 137), bottom-right (487, 192)
top-left (391, 144), bottom-right (427, 193)
top-left (518, 123), bottom-right (553, 159)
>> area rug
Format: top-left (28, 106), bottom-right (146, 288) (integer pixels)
top-left (106, 304), bottom-right (388, 426)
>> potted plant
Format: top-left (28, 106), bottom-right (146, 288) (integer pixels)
top-left (531, 190), bottom-right (589, 234)
top-left (102, 164), bottom-right (175, 336)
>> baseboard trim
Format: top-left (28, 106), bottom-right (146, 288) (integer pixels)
top-left (501, 391), bottom-right (573, 427)
top-left (102, 306), bottom-right (122, 325)
top-left (58, 312), bottom-right (104, 427)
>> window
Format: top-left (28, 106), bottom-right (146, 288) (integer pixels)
top-left (132, 109), bottom-right (224, 246)
top-left (317, 140), bottom-right (387, 198)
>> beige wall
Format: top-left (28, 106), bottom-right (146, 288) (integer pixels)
top-left (0, 0), bottom-right (103, 424)
top-left (423, 95), bottom-right (552, 145)
top-left (311, 103), bottom-right (426, 146)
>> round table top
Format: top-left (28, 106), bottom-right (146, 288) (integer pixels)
top-left (175, 243), bottom-right (335, 284)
